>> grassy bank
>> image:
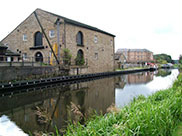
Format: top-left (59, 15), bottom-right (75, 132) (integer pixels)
top-left (172, 122), bottom-right (182, 136)
top-left (64, 74), bottom-right (182, 136)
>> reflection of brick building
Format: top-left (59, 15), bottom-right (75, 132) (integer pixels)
top-left (127, 72), bottom-right (153, 84)
top-left (0, 77), bottom-right (115, 133)
top-left (115, 72), bottom-right (154, 88)
top-left (115, 48), bottom-right (153, 64)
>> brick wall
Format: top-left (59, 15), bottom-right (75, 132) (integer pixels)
top-left (1, 9), bottom-right (115, 74)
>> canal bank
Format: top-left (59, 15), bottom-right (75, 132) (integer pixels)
top-left (65, 72), bottom-right (182, 136)
top-left (0, 69), bottom-right (179, 135)
top-left (0, 68), bottom-right (155, 92)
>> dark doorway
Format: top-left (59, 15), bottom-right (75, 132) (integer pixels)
top-left (77, 49), bottom-right (84, 58)
top-left (35, 52), bottom-right (43, 62)
top-left (75, 49), bottom-right (84, 65)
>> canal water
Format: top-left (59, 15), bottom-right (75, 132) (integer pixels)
top-left (0, 69), bottom-right (179, 135)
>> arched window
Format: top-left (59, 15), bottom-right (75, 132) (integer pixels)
top-left (76, 31), bottom-right (83, 45)
top-left (75, 49), bottom-right (84, 65)
top-left (35, 52), bottom-right (43, 62)
top-left (34, 31), bottom-right (43, 46)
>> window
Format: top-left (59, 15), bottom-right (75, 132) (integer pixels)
top-left (34, 31), bottom-right (43, 46)
top-left (94, 35), bottom-right (98, 43)
top-left (95, 53), bottom-right (98, 60)
top-left (76, 31), bottom-right (83, 45)
top-left (110, 40), bottom-right (113, 46)
top-left (23, 34), bottom-right (27, 41)
top-left (49, 30), bottom-right (55, 38)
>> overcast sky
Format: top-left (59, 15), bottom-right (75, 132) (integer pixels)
top-left (0, 0), bottom-right (182, 59)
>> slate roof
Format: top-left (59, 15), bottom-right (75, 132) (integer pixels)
top-left (40, 9), bottom-right (115, 37)
top-left (0, 45), bottom-right (8, 49)
top-left (0, 43), bottom-right (19, 56)
top-left (5, 49), bottom-right (20, 56)
top-left (1, 9), bottom-right (115, 43)
top-left (116, 48), bottom-right (152, 54)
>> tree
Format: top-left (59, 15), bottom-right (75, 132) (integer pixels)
top-left (179, 55), bottom-right (182, 64)
top-left (154, 54), bottom-right (173, 64)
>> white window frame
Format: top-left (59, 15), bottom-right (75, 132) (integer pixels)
top-left (49, 30), bottom-right (55, 38)
top-left (94, 35), bottom-right (98, 43)
top-left (23, 34), bottom-right (27, 41)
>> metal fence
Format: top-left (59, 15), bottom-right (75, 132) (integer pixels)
top-left (0, 55), bottom-right (87, 67)
top-left (0, 55), bottom-right (57, 67)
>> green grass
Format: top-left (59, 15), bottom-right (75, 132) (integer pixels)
top-left (172, 122), bottom-right (182, 136)
top-left (64, 74), bottom-right (182, 136)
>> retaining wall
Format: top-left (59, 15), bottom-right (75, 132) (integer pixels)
top-left (0, 66), bottom-right (65, 82)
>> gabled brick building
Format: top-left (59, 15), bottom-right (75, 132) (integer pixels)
top-left (1, 9), bottom-right (115, 73)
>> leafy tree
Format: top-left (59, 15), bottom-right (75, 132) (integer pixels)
top-left (179, 55), bottom-right (182, 64)
top-left (154, 54), bottom-right (173, 64)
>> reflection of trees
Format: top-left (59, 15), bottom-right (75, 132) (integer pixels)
top-left (35, 106), bottom-right (51, 124)
top-left (179, 69), bottom-right (182, 74)
top-left (155, 70), bottom-right (171, 77)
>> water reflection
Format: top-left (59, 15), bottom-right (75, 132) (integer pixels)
top-left (115, 69), bottom-right (179, 107)
top-left (0, 77), bottom-right (115, 134)
top-left (0, 69), bottom-right (179, 134)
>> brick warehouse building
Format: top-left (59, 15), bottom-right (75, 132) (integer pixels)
top-left (1, 9), bottom-right (115, 74)
top-left (115, 48), bottom-right (153, 69)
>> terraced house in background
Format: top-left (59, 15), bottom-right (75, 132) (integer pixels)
top-left (0, 9), bottom-right (115, 74)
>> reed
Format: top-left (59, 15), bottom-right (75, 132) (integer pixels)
top-left (64, 74), bottom-right (182, 136)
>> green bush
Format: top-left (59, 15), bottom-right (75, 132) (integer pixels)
top-left (75, 54), bottom-right (85, 66)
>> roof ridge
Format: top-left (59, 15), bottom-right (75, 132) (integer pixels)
top-left (37, 8), bottom-right (115, 37)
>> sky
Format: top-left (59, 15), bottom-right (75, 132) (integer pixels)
top-left (0, 0), bottom-right (182, 60)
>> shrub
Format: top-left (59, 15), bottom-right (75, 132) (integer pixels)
top-left (75, 54), bottom-right (85, 66)
top-left (63, 48), bottom-right (72, 65)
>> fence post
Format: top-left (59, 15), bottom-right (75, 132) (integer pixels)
top-left (32, 57), bottom-right (34, 66)
top-left (22, 57), bottom-right (24, 66)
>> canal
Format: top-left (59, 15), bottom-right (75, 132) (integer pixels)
top-left (0, 69), bottom-right (179, 135)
